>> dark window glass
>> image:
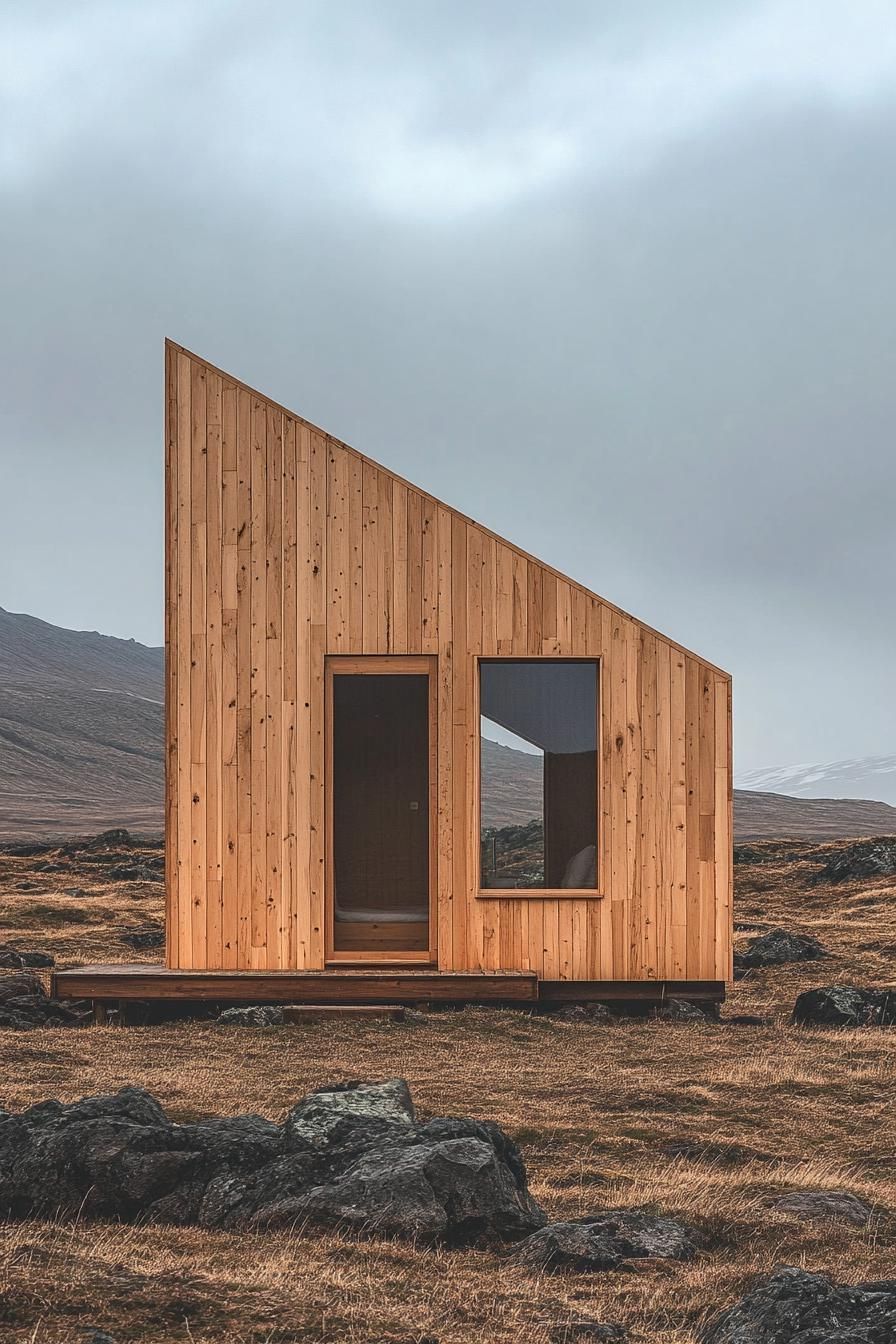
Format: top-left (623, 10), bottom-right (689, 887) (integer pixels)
top-left (480, 660), bottom-right (598, 890)
top-left (332, 674), bottom-right (429, 951)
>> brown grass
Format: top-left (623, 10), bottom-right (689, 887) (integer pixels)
top-left (0, 841), bottom-right (894, 1343)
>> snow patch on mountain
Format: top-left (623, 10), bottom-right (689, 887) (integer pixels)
top-left (736, 755), bottom-right (896, 807)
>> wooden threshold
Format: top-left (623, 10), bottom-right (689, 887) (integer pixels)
top-left (325, 952), bottom-right (434, 966)
top-left (51, 965), bottom-right (539, 1004)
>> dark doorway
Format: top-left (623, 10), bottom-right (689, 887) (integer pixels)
top-left (331, 669), bottom-right (431, 954)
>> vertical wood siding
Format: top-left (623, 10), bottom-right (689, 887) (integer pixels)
top-left (166, 343), bottom-right (732, 980)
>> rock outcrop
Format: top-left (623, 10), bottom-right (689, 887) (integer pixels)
top-left (792, 986), bottom-right (896, 1027)
top-left (0, 946), bottom-right (55, 968)
top-left (217, 1005), bottom-right (284, 1027)
top-left (109, 864), bottom-right (164, 883)
top-left (118, 925), bottom-right (165, 949)
top-left (0, 1080), bottom-right (546, 1246)
top-left (0, 970), bottom-right (85, 1029)
top-left (701, 1266), bottom-right (896, 1343)
top-left (734, 929), bottom-right (826, 973)
top-left (813, 837), bottom-right (896, 883)
top-left (553, 1003), bottom-right (616, 1024)
top-left (660, 998), bottom-right (715, 1023)
top-left (80, 828), bottom-right (137, 852)
top-left (771, 1190), bottom-right (872, 1226)
top-left (510, 1210), bottom-right (698, 1272)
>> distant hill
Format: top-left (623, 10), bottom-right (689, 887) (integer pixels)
top-left (480, 739), bottom-right (543, 829)
top-left (2, 607), bottom-right (894, 843)
top-left (0, 607), bottom-right (163, 698)
top-left (481, 734), bottom-right (896, 842)
top-left (733, 789), bottom-right (896, 841)
top-left (0, 608), bottom-right (164, 839)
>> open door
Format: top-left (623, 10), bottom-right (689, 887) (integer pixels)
top-left (326, 657), bottom-right (437, 963)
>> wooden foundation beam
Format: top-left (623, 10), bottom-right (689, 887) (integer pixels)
top-left (538, 979), bottom-right (726, 1004)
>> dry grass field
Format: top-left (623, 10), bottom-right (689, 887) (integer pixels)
top-left (0, 838), bottom-right (894, 1343)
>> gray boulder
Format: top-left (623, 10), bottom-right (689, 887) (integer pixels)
top-left (0, 1079), bottom-right (544, 1247)
top-left (0, 946), bottom-right (55, 969)
top-left (553, 1003), bottom-right (616, 1024)
top-left (0, 970), bottom-right (83, 1030)
top-left (118, 926), bottom-right (165, 949)
top-left (284, 1078), bottom-right (414, 1148)
top-left (734, 929), bottom-right (826, 973)
top-left (0, 971), bottom-right (45, 1002)
top-left (701, 1266), bottom-right (896, 1343)
top-left (792, 986), bottom-right (896, 1027)
top-left (217, 1005), bottom-right (283, 1027)
top-left (244, 1105), bottom-right (544, 1245)
top-left (82, 828), bottom-right (135, 851)
top-left (511, 1209), bottom-right (698, 1273)
top-left (772, 1190), bottom-right (872, 1226)
top-left (257, 1130), bottom-right (541, 1243)
top-left (146, 1113), bottom-right (286, 1223)
top-left (109, 864), bottom-right (164, 883)
top-left (0, 995), bottom-right (77, 1029)
top-left (814, 838), bottom-right (896, 884)
top-left (661, 998), bottom-right (713, 1023)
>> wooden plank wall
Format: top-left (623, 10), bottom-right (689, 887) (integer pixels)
top-left (166, 343), bottom-right (733, 980)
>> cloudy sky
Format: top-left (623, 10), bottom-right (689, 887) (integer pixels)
top-left (2, 0), bottom-right (894, 772)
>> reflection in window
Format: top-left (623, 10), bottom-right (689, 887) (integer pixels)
top-left (480, 660), bottom-right (598, 890)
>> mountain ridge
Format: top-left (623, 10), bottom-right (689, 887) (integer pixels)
top-left (1, 608), bottom-right (894, 842)
top-left (0, 607), bottom-right (163, 698)
top-left (0, 608), bottom-right (164, 838)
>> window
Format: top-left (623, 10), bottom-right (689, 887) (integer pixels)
top-left (479, 660), bottom-right (599, 892)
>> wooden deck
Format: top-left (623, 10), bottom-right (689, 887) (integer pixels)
top-left (51, 965), bottom-right (725, 1007)
top-left (51, 965), bottom-right (539, 1005)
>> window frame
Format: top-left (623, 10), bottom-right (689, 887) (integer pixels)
top-left (475, 655), bottom-right (604, 900)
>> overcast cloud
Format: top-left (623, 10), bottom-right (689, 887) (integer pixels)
top-left (1, 0), bottom-right (894, 771)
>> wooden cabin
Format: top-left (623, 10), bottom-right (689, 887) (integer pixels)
top-left (54, 342), bottom-right (732, 1010)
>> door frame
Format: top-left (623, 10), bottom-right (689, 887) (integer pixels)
top-left (324, 655), bottom-right (438, 965)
